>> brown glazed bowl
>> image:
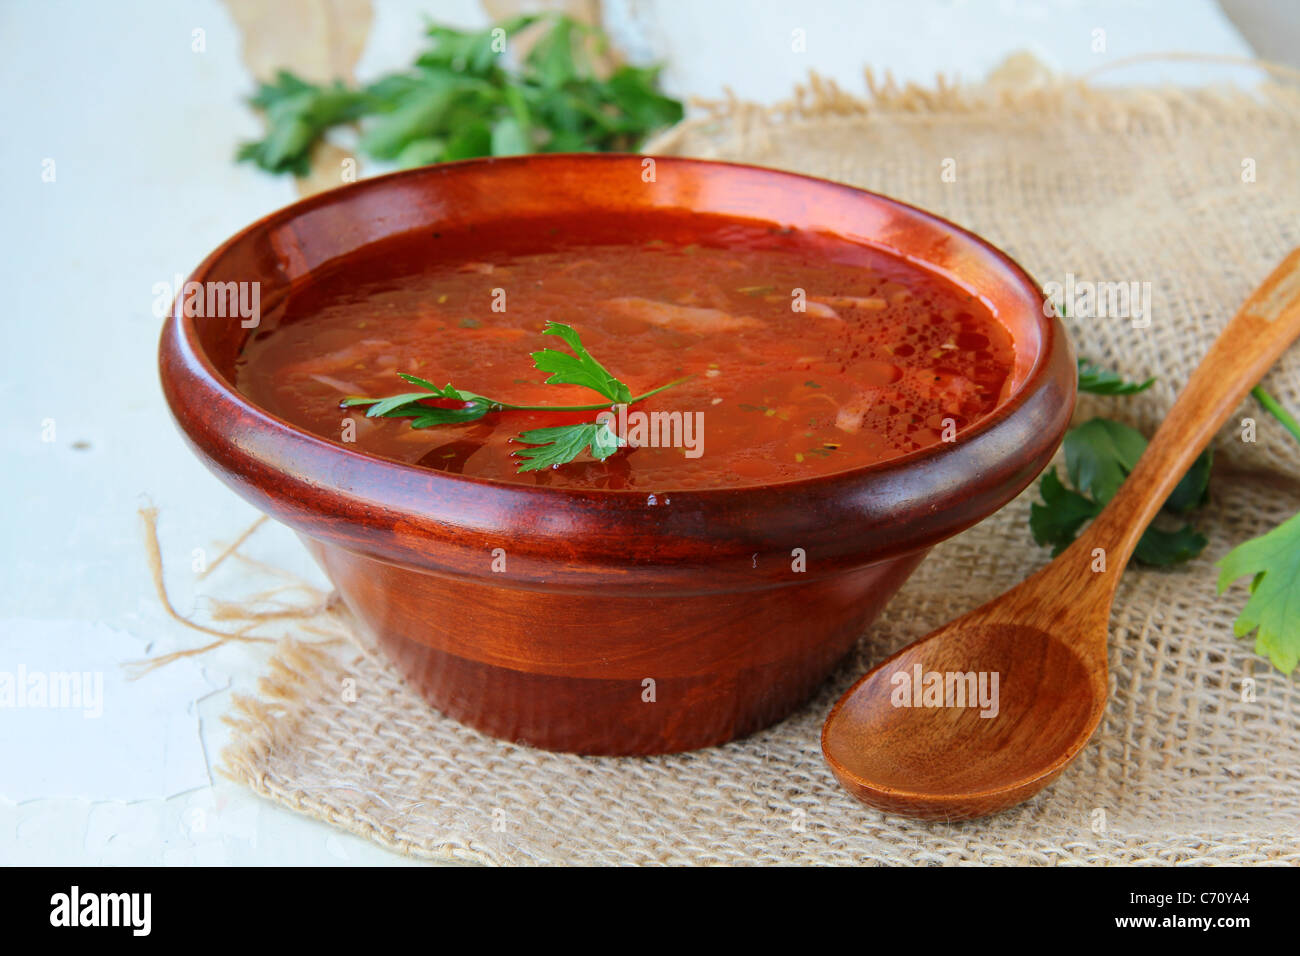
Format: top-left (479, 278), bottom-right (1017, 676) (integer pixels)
top-left (159, 154), bottom-right (1075, 755)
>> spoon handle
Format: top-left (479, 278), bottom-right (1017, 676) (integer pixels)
top-left (1078, 248), bottom-right (1300, 567)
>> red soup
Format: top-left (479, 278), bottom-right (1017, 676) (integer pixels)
top-left (235, 211), bottom-right (1016, 490)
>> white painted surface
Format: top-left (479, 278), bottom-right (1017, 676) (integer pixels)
top-left (0, 0), bottom-right (1260, 864)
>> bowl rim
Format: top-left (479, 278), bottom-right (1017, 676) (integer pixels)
top-left (167, 152), bottom-right (1059, 496)
top-left (160, 153), bottom-right (1076, 588)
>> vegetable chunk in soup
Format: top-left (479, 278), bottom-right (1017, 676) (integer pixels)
top-left (236, 213), bottom-right (1016, 490)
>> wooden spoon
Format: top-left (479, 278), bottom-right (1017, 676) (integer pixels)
top-left (823, 249), bottom-right (1300, 820)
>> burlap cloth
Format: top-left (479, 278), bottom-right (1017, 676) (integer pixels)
top-left (219, 61), bottom-right (1300, 865)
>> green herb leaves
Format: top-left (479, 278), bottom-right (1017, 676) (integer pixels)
top-left (1076, 357), bottom-right (1156, 395)
top-left (236, 72), bottom-right (372, 176)
top-left (1028, 468), bottom-right (1103, 555)
top-left (1214, 387), bottom-right (1300, 674)
top-left (1217, 511), bottom-right (1300, 673)
top-left (340, 322), bottom-right (683, 472)
top-left (237, 15), bottom-right (684, 177)
top-left (515, 421), bottom-right (624, 472)
top-left (1029, 417), bottom-right (1211, 565)
top-left (1030, 358), bottom-right (1211, 566)
top-left (342, 376), bottom-right (494, 425)
top-left (1064, 418), bottom-right (1149, 504)
top-left (531, 321), bottom-right (632, 404)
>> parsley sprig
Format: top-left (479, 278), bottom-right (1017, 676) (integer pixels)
top-left (341, 321), bottom-right (686, 472)
top-left (1217, 511), bottom-right (1300, 674)
top-left (237, 14), bottom-right (683, 176)
top-left (1215, 384), bottom-right (1300, 674)
top-left (1076, 357), bottom-right (1156, 395)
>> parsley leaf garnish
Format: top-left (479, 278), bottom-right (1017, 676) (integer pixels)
top-left (531, 321), bottom-right (632, 404)
top-left (514, 421), bottom-right (624, 472)
top-left (341, 377), bottom-right (494, 424)
top-left (340, 323), bottom-right (685, 472)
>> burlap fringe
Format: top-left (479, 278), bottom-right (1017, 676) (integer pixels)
top-left (646, 54), bottom-right (1300, 155)
top-left (132, 506), bottom-right (345, 675)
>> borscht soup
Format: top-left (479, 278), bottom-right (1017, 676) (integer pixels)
top-left (235, 212), bottom-right (1015, 490)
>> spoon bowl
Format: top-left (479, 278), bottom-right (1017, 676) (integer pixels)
top-left (824, 621), bottom-right (1103, 819)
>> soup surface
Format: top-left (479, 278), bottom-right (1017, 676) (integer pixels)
top-left (236, 213), bottom-right (1016, 490)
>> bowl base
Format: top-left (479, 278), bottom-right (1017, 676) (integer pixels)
top-left (304, 536), bottom-right (929, 755)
